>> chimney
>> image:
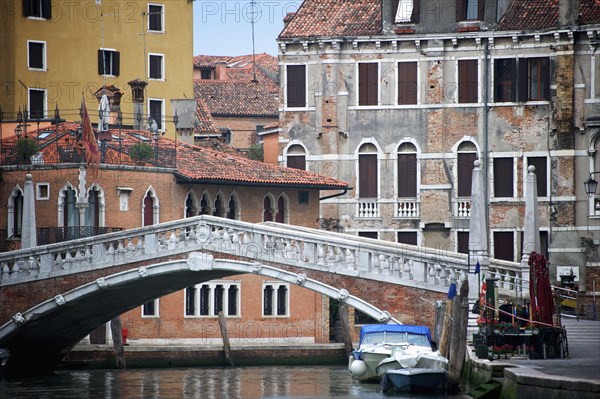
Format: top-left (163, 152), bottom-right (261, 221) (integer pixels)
top-left (215, 62), bottom-right (227, 81)
top-left (558, 0), bottom-right (579, 27)
top-left (93, 85), bottom-right (123, 125)
top-left (283, 12), bottom-right (295, 27)
top-left (128, 79), bottom-right (148, 130)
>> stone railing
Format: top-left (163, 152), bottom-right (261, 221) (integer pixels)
top-left (0, 215), bottom-right (524, 297)
top-left (357, 199), bottom-right (379, 218)
top-left (396, 199), bottom-right (419, 218)
top-left (454, 198), bottom-right (471, 218)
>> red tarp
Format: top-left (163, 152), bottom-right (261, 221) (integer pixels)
top-left (528, 251), bottom-right (555, 326)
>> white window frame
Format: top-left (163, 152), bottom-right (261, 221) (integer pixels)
top-left (185, 281), bottom-right (241, 318)
top-left (28, 88), bottom-right (47, 119)
top-left (524, 154), bottom-right (550, 200)
top-left (99, 48), bottom-right (118, 77)
top-left (148, 53), bottom-right (165, 81)
top-left (147, 3), bottom-right (165, 33)
top-left (27, 40), bottom-right (46, 71)
top-left (141, 298), bottom-right (159, 318)
top-left (490, 156), bottom-right (518, 200)
top-left (262, 282), bottom-right (290, 318)
top-left (147, 98), bottom-right (165, 132)
top-left (36, 182), bottom-right (50, 200)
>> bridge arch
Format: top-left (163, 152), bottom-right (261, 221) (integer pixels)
top-left (0, 252), bottom-right (398, 375)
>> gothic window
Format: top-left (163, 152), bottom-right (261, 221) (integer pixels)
top-left (85, 187), bottom-right (100, 227)
top-left (263, 195), bottom-right (273, 222)
top-left (276, 195), bottom-right (287, 223)
top-left (397, 143), bottom-right (417, 198)
top-left (263, 283), bottom-right (290, 317)
top-left (213, 193), bottom-right (224, 217)
top-left (226, 194), bottom-right (238, 220)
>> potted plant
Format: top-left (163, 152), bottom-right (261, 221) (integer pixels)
top-left (16, 136), bottom-right (38, 164)
top-left (129, 142), bottom-right (154, 164)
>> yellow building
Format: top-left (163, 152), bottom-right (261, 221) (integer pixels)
top-left (0, 0), bottom-right (193, 138)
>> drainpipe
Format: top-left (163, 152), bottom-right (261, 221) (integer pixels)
top-left (483, 39), bottom-right (490, 250)
top-left (320, 189), bottom-right (348, 201)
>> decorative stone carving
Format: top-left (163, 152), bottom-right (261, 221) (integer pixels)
top-left (139, 266), bottom-right (148, 277)
top-left (13, 313), bottom-right (25, 325)
top-left (338, 288), bottom-right (349, 302)
top-left (54, 295), bottom-right (66, 305)
top-left (96, 277), bottom-right (106, 287)
top-left (252, 262), bottom-right (262, 275)
top-left (378, 311), bottom-right (392, 323)
top-left (186, 252), bottom-right (214, 271)
top-left (296, 273), bottom-right (307, 286)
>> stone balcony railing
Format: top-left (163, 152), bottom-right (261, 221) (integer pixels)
top-left (0, 215), bottom-right (525, 300)
top-left (396, 198), bottom-right (419, 218)
top-left (356, 199), bottom-right (379, 218)
top-left (454, 198), bottom-right (471, 218)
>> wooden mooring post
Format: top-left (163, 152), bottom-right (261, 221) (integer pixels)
top-left (218, 311), bottom-right (235, 367)
top-left (338, 302), bottom-right (354, 355)
top-left (110, 317), bottom-right (126, 369)
top-left (448, 279), bottom-right (469, 393)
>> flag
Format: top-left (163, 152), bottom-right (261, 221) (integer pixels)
top-left (81, 98), bottom-right (100, 179)
top-left (447, 281), bottom-right (457, 300)
top-left (479, 272), bottom-right (487, 315)
top-left (474, 261), bottom-right (480, 274)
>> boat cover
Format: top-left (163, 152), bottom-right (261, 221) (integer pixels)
top-left (358, 324), bottom-right (432, 346)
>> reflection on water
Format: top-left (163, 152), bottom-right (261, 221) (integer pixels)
top-left (0, 365), bottom-right (470, 398)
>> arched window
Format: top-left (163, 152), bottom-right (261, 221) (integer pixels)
top-left (263, 195), bottom-right (273, 222)
top-left (358, 143), bottom-right (378, 198)
top-left (276, 195), bottom-right (287, 223)
top-left (286, 144), bottom-right (306, 170)
top-left (457, 141), bottom-right (478, 197)
top-left (143, 192), bottom-right (154, 226)
top-left (200, 192), bottom-right (210, 215)
top-left (86, 187), bottom-right (100, 227)
top-left (63, 186), bottom-right (79, 228)
top-left (213, 193), bottom-right (225, 217)
top-left (185, 191), bottom-right (198, 218)
top-left (8, 187), bottom-right (24, 238)
top-left (226, 193), bottom-right (239, 220)
top-left (397, 142), bottom-right (418, 198)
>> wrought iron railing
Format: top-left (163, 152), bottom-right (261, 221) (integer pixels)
top-left (37, 226), bottom-right (124, 245)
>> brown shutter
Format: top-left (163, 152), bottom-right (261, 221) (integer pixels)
top-left (391, 0), bottom-right (399, 22)
top-left (287, 65), bottom-right (306, 107)
top-left (477, 0), bottom-right (485, 20)
top-left (540, 57), bottom-right (550, 100)
top-left (459, 60), bottom-right (478, 103)
top-left (517, 59), bottom-right (528, 102)
top-left (113, 51), bottom-right (120, 76)
top-left (98, 50), bottom-right (104, 75)
top-left (287, 155), bottom-right (305, 170)
top-left (457, 152), bottom-right (477, 197)
top-left (23, 0), bottom-right (31, 16)
top-left (493, 157), bottom-right (514, 197)
top-left (494, 231), bottom-right (514, 261)
top-left (359, 63), bottom-right (378, 106)
top-left (397, 232), bottom-right (418, 245)
top-left (456, 0), bottom-right (465, 21)
top-left (398, 62), bottom-right (417, 105)
top-left (457, 231), bottom-right (469, 254)
top-left (42, 0), bottom-right (51, 19)
top-left (359, 154), bottom-right (377, 198)
top-left (527, 157), bottom-right (547, 197)
top-left (398, 153), bottom-right (417, 197)
top-left (144, 195), bottom-right (154, 226)
top-left (367, 63), bottom-right (378, 105)
top-left (412, 0), bottom-right (420, 23)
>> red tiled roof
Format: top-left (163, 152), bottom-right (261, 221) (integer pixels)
top-left (225, 69), bottom-right (279, 94)
top-left (195, 97), bottom-right (220, 134)
top-left (194, 80), bottom-right (278, 117)
top-left (175, 141), bottom-right (348, 188)
top-left (19, 122), bottom-right (348, 189)
top-left (497, 0), bottom-right (600, 31)
top-left (279, 0), bottom-right (381, 39)
top-left (193, 53), bottom-right (278, 73)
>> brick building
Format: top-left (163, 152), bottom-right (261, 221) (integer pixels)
top-left (0, 117), bottom-right (349, 344)
top-left (277, 0), bottom-right (600, 317)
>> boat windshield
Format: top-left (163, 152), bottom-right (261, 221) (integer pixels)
top-left (361, 331), bottom-right (430, 347)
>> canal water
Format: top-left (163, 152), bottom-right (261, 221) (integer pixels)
top-left (0, 365), bottom-right (472, 398)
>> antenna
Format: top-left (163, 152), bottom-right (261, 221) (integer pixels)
top-left (251, 0), bottom-right (257, 82)
top-left (100, 3), bottom-right (106, 84)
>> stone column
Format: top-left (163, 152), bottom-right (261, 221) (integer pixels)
top-left (21, 173), bottom-right (37, 249)
top-left (468, 160), bottom-right (489, 302)
top-left (521, 165), bottom-right (540, 296)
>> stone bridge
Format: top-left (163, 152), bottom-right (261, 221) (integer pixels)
top-left (0, 215), bottom-right (523, 374)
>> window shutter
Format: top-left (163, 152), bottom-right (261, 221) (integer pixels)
top-left (398, 62), bottom-right (417, 104)
top-left (397, 232), bottom-right (418, 245)
top-left (42, 0), bottom-right (51, 19)
top-left (517, 59), bottom-right (527, 102)
top-left (457, 231), bottom-right (469, 254)
top-left (286, 65), bottom-right (306, 107)
top-left (398, 153), bottom-right (417, 197)
top-left (458, 60), bottom-right (477, 103)
top-left (494, 231), bottom-right (514, 261)
top-left (287, 155), bottom-right (305, 170)
top-left (359, 154), bottom-right (377, 198)
top-left (477, 0), bottom-right (485, 20)
top-left (113, 51), bottom-right (120, 76)
top-left (23, 0), bottom-right (31, 17)
top-left (493, 157), bottom-right (514, 197)
top-left (97, 50), bottom-right (104, 75)
top-left (358, 64), bottom-right (368, 105)
top-left (411, 0), bottom-right (420, 23)
top-left (367, 63), bottom-right (378, 105)
top-left (391, 0), bottom-right (399, 23)
top-left (540, 57), bottom-right (550, 100)
top-left (457, 152), bottom-right (476, 196)
top-left (456, 0), bottom-right (465, 21)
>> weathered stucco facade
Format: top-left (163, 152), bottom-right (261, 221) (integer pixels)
top-left (277, 0), bottom-right (600, 317)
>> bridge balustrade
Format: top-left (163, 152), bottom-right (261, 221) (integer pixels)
top-left (0, 216), bottom-right (525, 296)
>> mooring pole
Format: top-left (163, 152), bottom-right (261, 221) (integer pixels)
top-left (218, 311), bottom-right (235, 367)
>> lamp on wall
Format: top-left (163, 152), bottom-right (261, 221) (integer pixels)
top-left (584, 172), bottom-right (600, 197)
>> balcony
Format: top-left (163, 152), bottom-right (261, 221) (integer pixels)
top-left (357, 199), bottom-right (380, 218)
top-left (454, 198), bottom-right (471, 218)
top-left (396, 198), bottom-right (419, 218)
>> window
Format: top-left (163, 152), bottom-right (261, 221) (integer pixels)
top-left (493, 157), bottom-right (514, 197)
top-left (148, 99), bottom-right (164, 130)
top-left (397, 231), bottom-right (417, 245)
top-left (398, 62), bottom-right (417, 105)
top-left (397, 143), bottom-right (417, 198)
top-left (456, 0), bottom-right (483, 21)
top-left (213, 193), bottom-right (225, 217)
top-left (298, 191), bottom-right (309, 205)
top-left (358, 63), bottom-right (378, 106)
top-left (200, 193), bottom-right (210, 215)
top-left (458, 59), bottom-right (478, 103)
top-left (85, 187), bottom-right (100, 227)
top-left (36, 183), bottom-right (49, 200)
top-left (226, 194), bottom-right (238, 220)
top-left (148, 54), bottom-right (164, 80)
top-left (286, 65), bottom-right (306, 108)
top-left (263, 283), bottom-right (289, 317)
top-left (263, 195), bottom-right (273, 222)
top-left (520, 231), bottom-right (549, 261)
top-left (23, 0), bottom-right (51, 19)
top-left (200, 68), bottom-right (212, 80)
top-left (62, 186), bottom-right (79, 229)
top-left (494, 58), bottom-right (550, 102)
top-left (359, 231), bottom-right (378, 239)
top-left (526, 157), bottom-right (548, 197)
top-left (8, 188), bottom-right (24, 238)
top-left (275, 195), bottom-right (287, 223)
top-left (142, 299), bottom-right (158, 317)
top-left (358, 143), bottom-right (378, 198)
top-left (494, 59), bottom-right (516, 102)
top-left (286, 144), bottom-right (306, 170)
top-left (457, 231), bottom-right (469, 254)
top-left (185, 281), bottom-right (240, 317)
top-left (143, 192), bottom-right (155, 226)
top-left (29, 89), bottom-right (46, 119)
top-left (457, 142), bottom-right (477, 197)
top-left (148, 4), bottom-right (164, 32)
top-left (493, 231), bottom-right (514, 261)
top-left (98, 49), bottom-right (120, 76)
top-left (392, 0), bottom-right (420, 23)
top-left (28, 41), bottom-right (46, 70)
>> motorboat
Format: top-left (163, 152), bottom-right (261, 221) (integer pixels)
top-left (348, 324), bottom-right (440, 382)
top-left (380, 367), bottom-right (448, 394)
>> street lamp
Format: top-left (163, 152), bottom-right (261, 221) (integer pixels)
top-left (584, 173), bottom-right (600, 197)
top-left (14, 124), bottom-right (22, 139)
